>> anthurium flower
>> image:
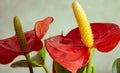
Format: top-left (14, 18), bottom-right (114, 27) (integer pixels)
top-left (0, 17), bottom-right (53, 64)
top-left (44, 1), bottom-right (120, 73)
top-left (45, 23), bottom-right (120, 73)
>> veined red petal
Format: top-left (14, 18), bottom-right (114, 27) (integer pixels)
top-left (91, 23), bottom-right (120, 52)
top-left (0, 35), bottom-right (22, 64)
top-left (45, 35), bottom-right (90, 73)
top-left (24, 30), bottom-right (43, 53)
top-left (0, 49), bottom-right (20, 64)
top-left (35, 17), bottom-right (54, 39)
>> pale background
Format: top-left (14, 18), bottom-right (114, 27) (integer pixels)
top-left (0, 0), bottom-right (120, 73)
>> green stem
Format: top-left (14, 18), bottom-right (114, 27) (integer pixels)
top-left (86, 48), bottom-right (95, 73)
top-left (25, 54), bottom-right (34, 73)
top-left (82, 67), bottom-right (86, 73)
top-left (42, 65), bottom-right (49, 73)
top-left (91, 64), bottom-right (96, 73)
top-left (86, 61), bottom-right (93, 73)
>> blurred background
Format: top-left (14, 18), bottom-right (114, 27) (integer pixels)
top-left (0, 0), bottom-right (120, 73)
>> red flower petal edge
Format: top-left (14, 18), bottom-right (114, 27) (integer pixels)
top-left (0, 17), bottom-right (53, 64)
top-left (45, 23), bottom-right (119, 73)
top-left (35, 17), bottom-right (54, 39)
top-left (91, 23), bottom-right (120, 52)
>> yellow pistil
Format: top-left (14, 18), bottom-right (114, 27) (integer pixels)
top-left (72, 1), bottom-right (94, 47)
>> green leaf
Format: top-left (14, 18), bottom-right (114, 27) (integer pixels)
top-left (38, 46), bottom-right (46, 62)
top-left (11, 60), bottom-right (42, 68)
top-left (53, 61), bottom-right (71, 73)
top-left (30, 46), bottom-right (46, 66)
top-left (112, 58), bottom-right (120, 73)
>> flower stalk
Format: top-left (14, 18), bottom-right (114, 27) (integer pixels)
top-left (25, 54), bottom-right (34, 73)
top-left (86, 48), bottom-right (95, 73)
top-left (91, 64), bottom-right (96, 73)
top-left (42, 64), bottom-right (49, 73)
top-left (14, 16), bottom-right (33, 73)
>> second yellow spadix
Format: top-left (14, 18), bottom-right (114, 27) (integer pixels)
top-left (72, 1), bottom-right (94, 47)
